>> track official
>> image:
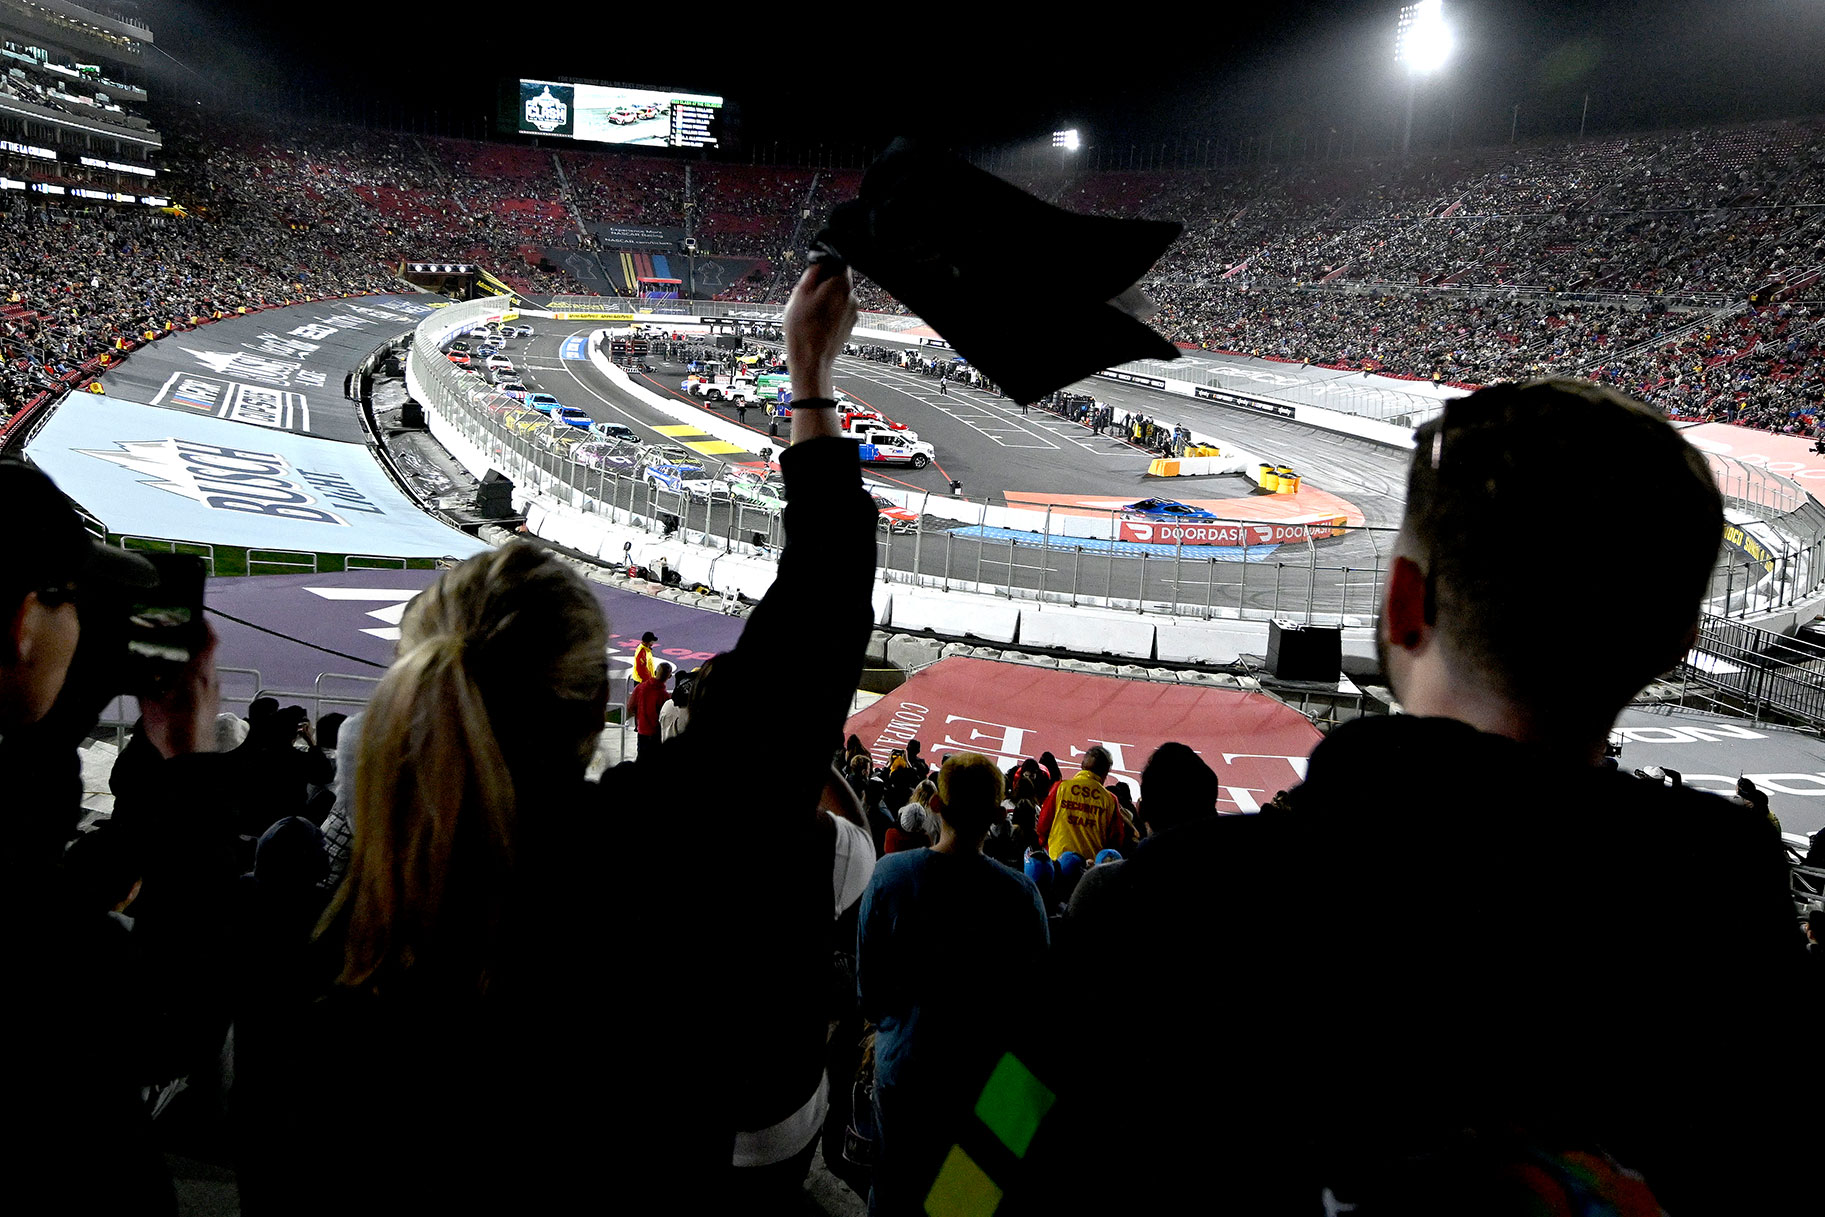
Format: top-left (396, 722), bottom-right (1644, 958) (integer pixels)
top-left (633, 631), bottom-right (659, 683)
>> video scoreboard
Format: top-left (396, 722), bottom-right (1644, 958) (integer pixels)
top-left (513, 79), bottom-right (721, 149)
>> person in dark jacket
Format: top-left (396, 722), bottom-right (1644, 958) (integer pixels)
top-left (859, 753), bottom-right (1048, 1217)
top-left (1011, 381), bottom-right (1814, 1216)
top-left (1, 460), bottom-right (229, 1216)
top-left (237, 263), bottom-right (875, 1214)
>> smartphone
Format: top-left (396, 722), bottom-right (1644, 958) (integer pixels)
top-left (124, 552), bottom-right (207, 674)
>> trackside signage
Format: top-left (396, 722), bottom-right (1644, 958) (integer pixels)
top-left (1099, 369), bottom-right (1167, 390)
top-left (23, 392), bottom-right (485, 558)
top-left (1116, 519), bottom-right (1342, 545)
top-left (1194, 385), bottom-right (1298, 418)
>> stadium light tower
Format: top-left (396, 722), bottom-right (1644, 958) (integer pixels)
top-left (1053, 128), bottom-right (1082, 153)
top-left (1395, 0), bottom-right (1453, 154)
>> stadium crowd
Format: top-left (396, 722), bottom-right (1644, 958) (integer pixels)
top-left (1098, 119), bottom-right (1825, 432)
top-left (8, 109), bottom-right (1824, 432)
top-left (5, 269), bottom-right (1818, 1216)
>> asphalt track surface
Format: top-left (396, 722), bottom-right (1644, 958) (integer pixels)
top-left (496, 323), bottom-right (1416, 618)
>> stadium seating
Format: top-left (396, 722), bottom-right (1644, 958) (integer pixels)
top-left (5, 108), bottom-right (1819, 435)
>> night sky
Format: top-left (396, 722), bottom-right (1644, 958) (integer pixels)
top-left (126, 1), bottom-right (1825, 156)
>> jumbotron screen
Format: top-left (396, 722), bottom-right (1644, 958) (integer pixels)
top-left (515, 79), bottom-right (721, 148)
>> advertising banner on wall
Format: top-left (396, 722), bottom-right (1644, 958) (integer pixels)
top-left (588, 223), bottom-right (688, 251)
top-left (25, 393), bottom-right (485, 559)
top-left (1115, 518), bottom-right (1344, 546)
top-left (97, 294), bottom-right (437, 444)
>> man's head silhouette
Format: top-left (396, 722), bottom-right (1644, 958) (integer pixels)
top-left (1379, 379), bottom-right (1723, 760)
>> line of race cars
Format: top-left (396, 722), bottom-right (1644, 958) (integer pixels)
top-left (438, 324), bottom-right (921, 530)
top-left (680, 356), bottom-right (937, 470)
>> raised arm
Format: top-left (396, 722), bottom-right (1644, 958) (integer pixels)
top-left (652, 262), bottom-right (875, 820)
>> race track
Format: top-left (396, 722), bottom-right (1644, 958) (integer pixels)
top-left (497, 322), bottom-right (1418, 618)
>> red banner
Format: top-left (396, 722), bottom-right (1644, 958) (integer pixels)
top-left (1115, 518), bottom-right (1341, 545)
top-left (847, 657), bottom-right (1323, 813)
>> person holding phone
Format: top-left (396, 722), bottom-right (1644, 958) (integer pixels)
top-left (2, 459), bottom-right (225, 1215)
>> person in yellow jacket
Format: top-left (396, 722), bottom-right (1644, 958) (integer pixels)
top-left (632, 631), bottom-right (659, 684)
top-left (1036, 746), bottom-right (1126, 861)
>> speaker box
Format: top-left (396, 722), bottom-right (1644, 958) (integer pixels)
top-left (1266, 621), bottom-right (1341, 683)
top-left (475, 470), bottom-right (515, 520)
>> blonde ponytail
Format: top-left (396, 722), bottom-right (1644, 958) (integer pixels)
top-left (324, 543), bottom-right (608, 997)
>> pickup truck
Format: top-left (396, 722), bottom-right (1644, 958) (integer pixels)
top-left (682, 375), bottom-right (761, 405)
top-left (856, 432), bottom-right (935, 470)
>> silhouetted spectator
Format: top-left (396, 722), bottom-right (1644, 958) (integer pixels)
top-left (858, 752), bottom-right (1048, 1217)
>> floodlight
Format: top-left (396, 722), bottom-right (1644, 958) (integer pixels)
top-left (1395, 0), bottom-right (1452, 74)
top-left (1052, 129), bottom-right (1081, 152)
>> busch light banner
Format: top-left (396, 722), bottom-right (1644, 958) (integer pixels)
top-left (25, 393), bottom-right (485, 559)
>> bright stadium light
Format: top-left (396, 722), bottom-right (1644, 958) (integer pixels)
top-left (1053, 128), bottom-right (1081, 152)
top-left (1395, 0), bottom-right (1453, 74)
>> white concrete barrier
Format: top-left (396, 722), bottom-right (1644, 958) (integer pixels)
top-left (1154, 620), bottom-right (1268, 665)
top-left (1018, 606), bottom-right (1156, 659)
top-left (887, 588), bottom-right (1021, 643)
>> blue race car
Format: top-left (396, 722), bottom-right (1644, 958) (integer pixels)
top-left (527, 393), bottom-right (562, 415)
top-left (553, 405), bottom-right (594, 430)
top-left (640, 446), bottom-right (707, 492)
top-left (1119, 498), bottom-right (1220, 522)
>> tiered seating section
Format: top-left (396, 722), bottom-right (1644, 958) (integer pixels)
top-left (6, 111), bottom-right (1820, 436)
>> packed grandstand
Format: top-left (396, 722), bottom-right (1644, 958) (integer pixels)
top-left (0, 107), bottom-right (1817, 437)
top-left (6, 108), bottom-right (1824, 435)
top-left (3, 3), bottom-right (1822, 1216)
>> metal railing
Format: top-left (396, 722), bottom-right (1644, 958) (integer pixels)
top-left (93, 665), bottom-right (265, 749)
top-left (1681, 615), bottom-right (1825, 730)
top-left (1104, 353), bottom-right (1449, 425)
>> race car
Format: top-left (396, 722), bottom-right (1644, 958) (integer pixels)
top-left (527, 393), bottom-right (562, 415)
top-left (729, 471), bottom-right (788, 513)
top-left (500, 408), bottom-right (548, 435)
top-left (637, 104), bottom-right (658, 120)
top-left (1118, 498), bottom-right (1221, 522)
top-left (871, 493), bottom-right (920, 534)
top-left (497, 381), bottom-right (528, 400)
top-left (609, 106), bottom-right (639, 125)
top-left (640, 446), bottom-right (708, 492)
top-left (588, 420), bottom-right (639, 444)
top-left (679, 471), bottom-right (735, 503)
top-left (552, 405), bottom-right (593, 430)
top-left (856, 432), bottom-right (934, 470)
top-left (484, 355), bottom-right (514, 373)
top-left (575, 440), bottom-right (639, 471)
top-left (446, 351), bottom-right (471, 366)
top-left (504, 324), bottom-right (534, 339)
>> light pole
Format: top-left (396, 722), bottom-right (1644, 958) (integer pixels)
top-left (1395, 0), bottom-right (1453, 154)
